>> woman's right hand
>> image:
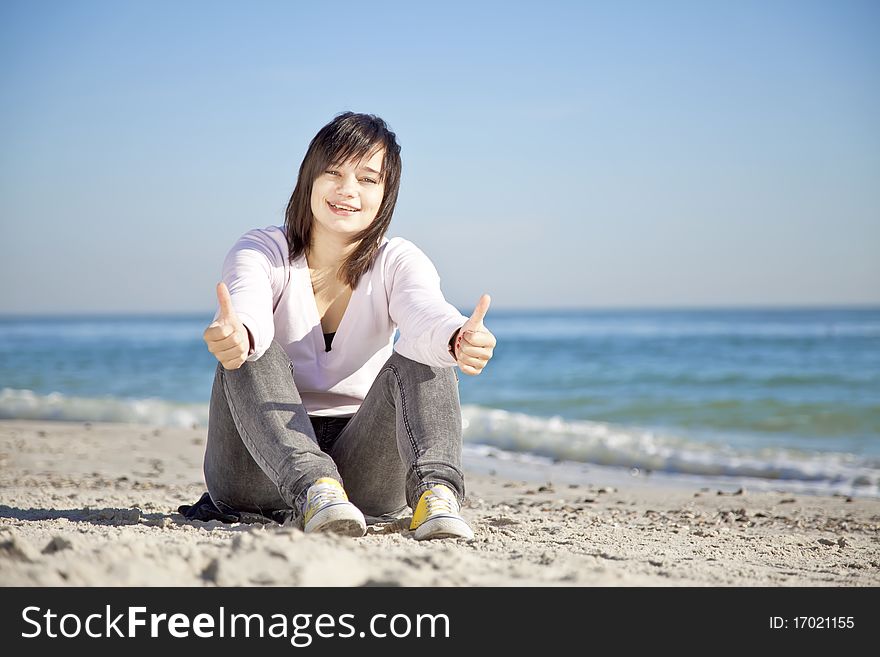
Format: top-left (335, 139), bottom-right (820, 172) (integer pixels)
top-left (203, 282), bottom-right (251, 370)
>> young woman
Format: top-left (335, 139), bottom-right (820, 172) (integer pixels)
top-left (200, 112), bottom-right (496, 539)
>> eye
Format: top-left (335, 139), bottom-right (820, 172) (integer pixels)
top-left (362, 177), bottom-right (378, 184)
top-left (325, 170), bottom-right (339, 176)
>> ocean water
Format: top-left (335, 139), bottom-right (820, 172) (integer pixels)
top-left (1, 308), bottom-right (878, 497)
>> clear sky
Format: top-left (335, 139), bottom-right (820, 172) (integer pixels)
top-left (1, 0), bottom-right (878, 314)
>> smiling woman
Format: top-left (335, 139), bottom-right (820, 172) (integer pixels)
top-left (308, 148), bottom-right (387, 269)
top-left (190, 112), bottom-right (497, 541)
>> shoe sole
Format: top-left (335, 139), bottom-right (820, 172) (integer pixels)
top-left (308, 518), bottom-right (367, 537)
top-left (413, 516), bottom-right (474, 541)
top-left (304, 502), bottom-right (366, 537)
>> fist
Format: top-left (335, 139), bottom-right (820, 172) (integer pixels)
top-left (203, 282), bottom-right (250, 370)
top-left (454, 294), bottom-right (496, 376)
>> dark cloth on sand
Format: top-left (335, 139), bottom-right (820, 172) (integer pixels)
top-left (177, 491), bottom-right (292, 525)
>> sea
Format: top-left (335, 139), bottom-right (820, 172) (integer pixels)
top-left (1, 308), bottom-right (878, 498)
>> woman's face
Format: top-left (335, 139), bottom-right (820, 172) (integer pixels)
top-left (310, 148), bottom-right (386, 243)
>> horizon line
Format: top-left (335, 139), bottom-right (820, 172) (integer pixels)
top-left (1, 302), bottom-right (879, 319)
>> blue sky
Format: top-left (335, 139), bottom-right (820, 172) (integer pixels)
top-left (1, 0), bottom-right (878, 314)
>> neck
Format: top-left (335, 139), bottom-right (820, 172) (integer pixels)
top-left (307, 225), bottom-right (358, 285)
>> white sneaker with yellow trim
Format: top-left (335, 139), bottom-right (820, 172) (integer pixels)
top-left (302, 477), bottom-right (366, 537)
top-left (409, 484), bottom-right (474, 540)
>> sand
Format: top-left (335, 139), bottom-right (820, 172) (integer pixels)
top-left (1, 419), bottom-right (878, 587)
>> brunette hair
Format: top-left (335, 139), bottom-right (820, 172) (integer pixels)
top-left (283, 111), bottom-right (402, 287)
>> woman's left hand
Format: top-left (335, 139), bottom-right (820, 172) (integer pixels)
top-left (454, 294), bottom-right (496, 376)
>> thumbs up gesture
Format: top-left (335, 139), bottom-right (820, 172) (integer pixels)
top-left (453, 294), bottom-right (496, 376)
top-left (203, 282), bottom-right (251, 370)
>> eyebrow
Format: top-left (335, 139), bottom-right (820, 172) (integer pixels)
top-left (328, 161), bottom-right (383, 175)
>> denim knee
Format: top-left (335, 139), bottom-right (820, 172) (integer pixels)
top-left (387, 350), bottom-right (458, 382)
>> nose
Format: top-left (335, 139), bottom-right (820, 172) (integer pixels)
top-left (336, 173), bottom-right (357, 197)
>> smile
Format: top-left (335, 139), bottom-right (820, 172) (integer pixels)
top-left (328, 201), bottom-right (360, 214)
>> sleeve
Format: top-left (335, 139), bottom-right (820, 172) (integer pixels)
top-left (387, 241), bottom-right (469, 368)
top-left (213, 228), bottom-right (286, 361)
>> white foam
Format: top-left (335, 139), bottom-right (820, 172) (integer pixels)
top-left (1, 388), bottom-right (876, 496)
top-left (0, 388), bottom-right (207, 428)
top-left (460, 405), bottom-right (880, 496)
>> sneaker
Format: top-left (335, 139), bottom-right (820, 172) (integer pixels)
top-left (301, 477), bottom-right (366, 537)
top-left (409, 484), bottom-right (474, 540)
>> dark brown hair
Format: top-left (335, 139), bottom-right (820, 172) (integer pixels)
top-left (283, 112), bottom-right (402, 287)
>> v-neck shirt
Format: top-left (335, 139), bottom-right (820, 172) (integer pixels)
top-left (213, 225), bottom-right (469, 417)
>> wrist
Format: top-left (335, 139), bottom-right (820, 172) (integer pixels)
top-left (448, 327), bottom-right (462, 360)
top-left (242, 324), bottom-right (255, 356)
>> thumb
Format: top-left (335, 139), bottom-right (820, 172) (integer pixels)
top-left (463, 294), bottom-right (491, 332)
top-left (216, 282), bottom-right (238, 323)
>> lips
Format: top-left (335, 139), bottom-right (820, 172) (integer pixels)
top-left (328, 201), bottom-right (360, 213)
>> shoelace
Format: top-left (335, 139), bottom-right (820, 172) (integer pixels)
top-left (425, 490), bottom-right (458, 517)
top-left (306, 484), bottom-right (346, 511)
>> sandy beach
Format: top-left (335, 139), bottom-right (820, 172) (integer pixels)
top-left (1, 419), bottom-right (878, 587)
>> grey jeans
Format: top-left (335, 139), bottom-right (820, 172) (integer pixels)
top-left (203, 340), bottom-right (465, 524)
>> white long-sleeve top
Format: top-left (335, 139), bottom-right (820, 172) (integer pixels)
top-left (213, 225), bottom-right (469, 417)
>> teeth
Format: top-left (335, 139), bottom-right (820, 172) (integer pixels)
top-left (330, 203), bottom-right (359, 211)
